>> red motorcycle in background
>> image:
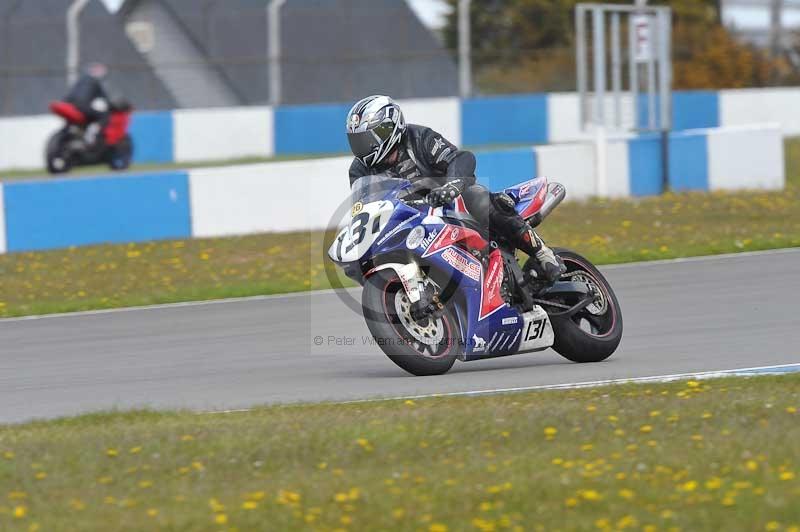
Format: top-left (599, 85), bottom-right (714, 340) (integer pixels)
top-left (45, 99), bottom-right (134, 174)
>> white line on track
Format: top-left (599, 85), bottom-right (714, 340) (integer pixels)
top-left (2, 247), bottom-right (797, 323)
top-left (203, 362), bottom-right (800, 415)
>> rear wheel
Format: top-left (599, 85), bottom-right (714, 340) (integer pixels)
top-left (108, 135), bottom-right (133, 170)
top-left (45, 130), bottom-right (72, 174)
top-left (362, 270), bottom-right (461, 376)
top-left (546, 249), bottom-right (623, 363)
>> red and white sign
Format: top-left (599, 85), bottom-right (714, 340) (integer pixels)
top-left (633, 14), bottom-right (653, 63)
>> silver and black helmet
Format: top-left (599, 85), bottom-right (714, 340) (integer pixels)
top-left (346, 95), bottom-right (406, 168)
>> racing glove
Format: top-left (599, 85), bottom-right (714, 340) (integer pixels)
top-left (426, 179), bottom-right (466, 208)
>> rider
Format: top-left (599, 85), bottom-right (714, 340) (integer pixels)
top-left (64, 63), bottom-right (114, 148)
top-left (346, 95), bottom-right (565, 282)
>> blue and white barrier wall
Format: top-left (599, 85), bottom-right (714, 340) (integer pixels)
top-left (1, 87), bottom-right (798, 171)
top-left (0, 124), bottom-right (783, 254)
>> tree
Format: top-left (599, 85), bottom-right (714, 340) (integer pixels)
top-left (443, 0), bottom-right (789, 93)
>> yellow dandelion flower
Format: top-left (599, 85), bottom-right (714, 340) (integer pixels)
top-left (34, 472), bottom-right (47, 480)
top-left (586, 404), bottom-right (597, 412)
top-left (565, 497), bottom-right (579, 508)
top-left (180, 434), bottom-right (194, 442)
top-left (13, 506), bottom-right (27, 518)
top-left (429, 524), bottom-right (448, 532)
top-left (705, 477), bottom-right (722, 490)
top-left (722, 497), bottom-right (736, 506)
top-left (640, 425), bottom-right (653, 433)
top-left (146, 509), bottom-right (158, 518)
top-left (106, 448), bottom-right (119, 457)
top-left (392, 508), bottom-right (405, 519)
top-left (242, 501), bottom-right (258, 510)
top-left (787, 406), bottom-right (797, 414)
top-left (544, 427), bottom-right (557, 438)
top-left (129, 446), bottom-right (142, 454)
top-left (746, 460), bottom-right (759, 471)
top-left (214, 514), bottom-right (228, 525)
top-left (618, 489), bottom-right (635, 500)
top-left (680, 480), bottom-right (698, 492)
top-left (687, 381), bottom-right (701, 388)
top-left (3, 451), bottom-right (14, 459)
top-left (780, 471), bottom-right (795, 481)
top-left (766, 522), bottom-right (781, 531)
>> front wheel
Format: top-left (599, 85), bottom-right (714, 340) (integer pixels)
top-left (546, 249), bottom-right (623, 363)
top-left (45, 130), bottom-right (72, 174)
top-left (362, 270), bottom-right (461, 376)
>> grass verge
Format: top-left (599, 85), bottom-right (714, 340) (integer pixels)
top-left (1, 183), bottom-right (798, 317)
top-left (0, 375), bottom-right (798, 530)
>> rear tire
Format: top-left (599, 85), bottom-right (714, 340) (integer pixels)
top-left (362, 270), bottom-right (461, 376)
top-left (548, 249), bottom-right (623, 363)
top-left (45, 131), bottom-right (72, 174)
top-left (108, 135), bottom-right (133, 170)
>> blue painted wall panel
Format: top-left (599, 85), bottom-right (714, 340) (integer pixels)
top-left (668, 132), bottom-right (709, 191)
top-left (275, 103), bottom-right (352, 154)
top-left (129, 112), bottom-right (174, 164)
top-left (475, 148), bottom-right (537, 191)
top-left (636, 91), bottom-right (720, 131)
top-left (462, 95), bottom-right (548, 147)
top-left (628, 135), bottom-right (664, 196)
top-left (673, 91), bottom-right (719, 130)
top-left (4, 172), bottom-right (191, 252)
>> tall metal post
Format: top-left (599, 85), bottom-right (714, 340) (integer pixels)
top-left (611, 12), bottom-right (622, 128)
top-left (268, 0), bottom-right (287, 106)
top-left (658, 7), bottom-right (672, 192)
top-left (575, 5), bottom-right (587, 130)
top-left (592, 8), bottom-right (606, 127)
top-left (458, 0), bottom-right (472, 98)
top-left (66, 0), bottom-right (90, 86)
top-left (628, 8), bottom-right (639, 131)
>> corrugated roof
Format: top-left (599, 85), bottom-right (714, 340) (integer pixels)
top-left (0, 0), bottom-right (176, 116)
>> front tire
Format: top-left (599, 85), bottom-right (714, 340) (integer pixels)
top-left (547, 249), bottom-right (623, 363)
top-left (362, 270), bottom-right (461, 376)
top-left (45, 130), bottom-right (72, 174)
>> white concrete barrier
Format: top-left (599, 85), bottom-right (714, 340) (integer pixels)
top-left (174, 106), bottom-right (274, 162)
top-left (720, 88), bottom-right (800, 136)
top-left (0, 115), bottom-right (60, 170)
top-left (397, 97), bottom-right (462, 146)
top-left (189, 156), bottom-right (351, 237)
top-left (707, 124), bottom-right (785, 191)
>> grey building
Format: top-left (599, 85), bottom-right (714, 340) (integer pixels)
top-left (117, 0), bottom-right (459, 107)
top-left (0, 0), bottom-right (176, 116)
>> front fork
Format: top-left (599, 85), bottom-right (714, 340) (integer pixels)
top-left (365, 262), bottom-right (444, 321)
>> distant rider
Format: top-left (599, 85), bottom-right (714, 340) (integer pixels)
top-left (346, 95), bottom-right (565, 282)
top-left (64, 63), bottom-right (114, 148)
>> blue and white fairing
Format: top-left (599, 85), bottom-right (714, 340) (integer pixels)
top-left (328, 174), bottom-right (555, 360)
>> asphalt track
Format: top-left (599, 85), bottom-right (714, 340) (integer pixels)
top-left (2, 248), bottom-right (799, 424)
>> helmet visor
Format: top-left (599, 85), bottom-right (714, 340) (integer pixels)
top-left (347, 130), bottom-right (381, 162)
top-left (347, 120), bottom-right (397, 167)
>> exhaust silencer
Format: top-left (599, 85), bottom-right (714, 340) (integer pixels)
top-left (528, 182), bottom-right (566, 227)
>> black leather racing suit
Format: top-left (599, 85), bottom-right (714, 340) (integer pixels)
top-left (66, 75), bottom-right (110, 122)
top-left (348, 124), bottom-right (533, 251)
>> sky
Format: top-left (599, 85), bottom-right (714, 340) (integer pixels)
top-left (100, 0), bottom-right (451, 29)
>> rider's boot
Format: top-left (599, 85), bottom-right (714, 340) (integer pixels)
top-left (514, 224), bottom-right (566, 283)
top-left (487, 192), bottom-right (565, 283)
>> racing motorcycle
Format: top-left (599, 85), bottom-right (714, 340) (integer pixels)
top-left (45, 99), bottom-right (134, 174)
top-left (327, 174), bottom-right (623, 376)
